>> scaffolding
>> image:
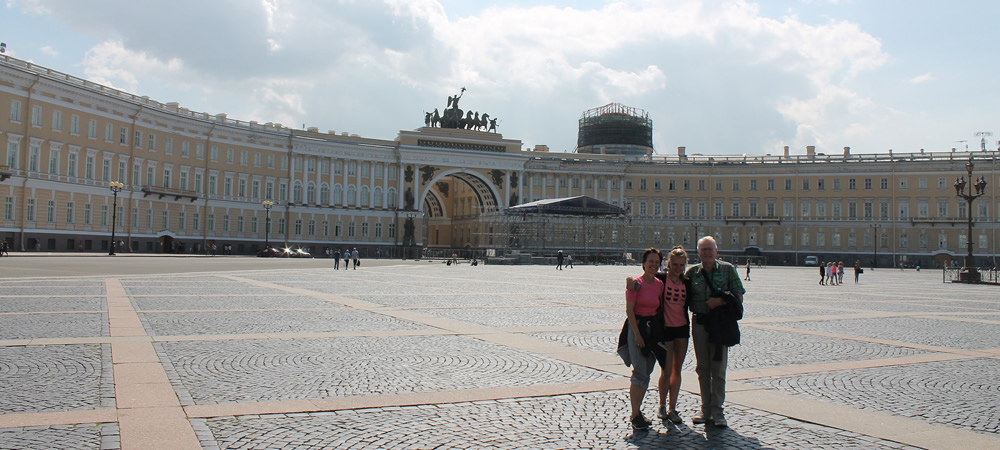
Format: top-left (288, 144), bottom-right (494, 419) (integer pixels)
top-left (473, 210), bottom-right (639, 264)
top-left (576, 103), bottom-right (653, 155)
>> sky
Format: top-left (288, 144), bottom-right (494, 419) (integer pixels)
top-left (3, 0), bottom-right (999, 157)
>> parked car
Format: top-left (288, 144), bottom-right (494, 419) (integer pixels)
top-left (804, 255), bottom-right (819, 266)
top-left (293, 248), bottom-right (311, 258)
top-left (256, 247), bottom-right (282, 257)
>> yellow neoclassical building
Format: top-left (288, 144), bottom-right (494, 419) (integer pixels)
top-left (1, 55), bottom-right (997, 267)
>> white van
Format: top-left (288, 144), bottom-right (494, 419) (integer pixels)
top-left (804, 255), bottom-right (819, 266)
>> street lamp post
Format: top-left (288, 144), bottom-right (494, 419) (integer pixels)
top-left (870, 223), bottom-right (881, 269)
top-left (262, 200), bottom-right (273, 249)
top-left (108, 181), bottom-right (124, 256)
top-left (953, 157), bottom-right (988, 282)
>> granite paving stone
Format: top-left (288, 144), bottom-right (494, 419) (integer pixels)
top-left (0, 313), bottom-right (107, 340)
top-left (156, 335), bottom-right (617, 405)
top-left (776, 316), bottom-right (1000, 349)
top-left (138, 309), bottom-right (428, 336)
top-left (195, 390), bottom-right (921, 449)
top-left (131, 295), bottom-right (343, 311)
top-left (0, 297), bottom-right (104, 313)
top-left (0, 422), bottom-right (119, 450)
top-left (412, 305), bottom-right (621, 328)
top-left (742, 358), bottom-right (1000, 435)
top-left (0, 344), bottom-right (113, 414)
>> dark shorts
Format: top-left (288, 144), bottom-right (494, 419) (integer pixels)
top-left (662, 323), bottom-right (690, 341)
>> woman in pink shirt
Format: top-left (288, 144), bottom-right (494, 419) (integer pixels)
top-left (659, 246), bottom-right (691, 424)
top-left (624, 248), bottom-right (666, 431)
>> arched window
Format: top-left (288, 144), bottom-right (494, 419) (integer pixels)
top-left (373, 187), bottom-right (383, 208)
top-left (387, 188), bottom-right (397, 209)
top-left (293, 181), bottom-right (303, 203)
top-left (306, 182), bottom-right (316, 204)
top-left (320, 184), bottom-right (329, 204)
top-left (360, 187), bottom-right (370, 208)
top-left (346, 186), bottom-right (356, 207)
top-left (333, 184), bottom-right (343, 205)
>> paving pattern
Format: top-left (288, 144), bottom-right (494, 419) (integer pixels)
top-left (0, 423), bottom-right (119, 450)
top-left (0, 259), bottom-right (998, 449)
top-left (156, 335), bottom-right (616, 406)
top-left (0, 344), bottom-right (114, 414)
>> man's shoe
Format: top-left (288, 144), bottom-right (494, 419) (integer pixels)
top-left (631, 414), bottom-right (651, 431)
top-left (666, 410), bottom-right (683, 424)
top-left (657, 405), bottom-right (668, 419)
top-left (692, 413), bottom-right (711, 425)
top-left (713, 414), bottom-right (728, 428)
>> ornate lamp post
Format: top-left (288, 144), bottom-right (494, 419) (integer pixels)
top-left (262, 200), bottom-right (273, 249)
top-left (108, 181), bottom-right (124, 256)
top-left (953, 157), bottom-right (988, 282)
top-left (870, 223), bottom-right (881, 269)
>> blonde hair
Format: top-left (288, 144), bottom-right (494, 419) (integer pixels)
top-left (668, 245), bottom-right (688, 262)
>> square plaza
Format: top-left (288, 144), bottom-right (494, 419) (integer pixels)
top-left (0, 256), bottom-right (998, 449)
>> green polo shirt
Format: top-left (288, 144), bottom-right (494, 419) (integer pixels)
top-left (685, 260), bottom-right (746, 315)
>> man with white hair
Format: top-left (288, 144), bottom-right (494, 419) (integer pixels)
top-left (685, 236), bottom-right (744, 428)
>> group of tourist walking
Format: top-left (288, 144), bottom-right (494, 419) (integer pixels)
top-left (618, 236), bottom-right (745, 432)
top-left (819, 261), bottom-right (847, 285)
top-left (332, 248), bottom-right (360, 270)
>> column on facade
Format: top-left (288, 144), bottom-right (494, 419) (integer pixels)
top-left (382, 162), bottom-right (389, 209)
top-left (397, 162), bottom-right (405, 209)
top-left (517, 170), bottom-right (524, 206)
top-left (618, 175), bottom-right (625, 206)
top-left (414, 163), bottom-right (421, 211)
top-left (528, 171), bottom-right (534, 202)
top-left (504, 169), bottom-right (511, 209)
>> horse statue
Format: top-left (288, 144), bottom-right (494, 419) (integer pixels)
top-left (459, 110), bottom-right (475, 129)
top-left (424, 112), bottom-right (431, 127)
top-left (431, 108), bottom-right (441, 128)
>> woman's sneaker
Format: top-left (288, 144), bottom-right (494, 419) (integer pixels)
top-left (666, 410), bottom-right (683, 424)
top-left (657, 405), bottom-right (668, 419)
top-left (631, 414), bottom-right (651, 431)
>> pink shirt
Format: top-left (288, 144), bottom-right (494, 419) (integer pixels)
top-left (663, 278), bottom-right (687, 327)
top-left (626, 276), bottom-right (664, 316)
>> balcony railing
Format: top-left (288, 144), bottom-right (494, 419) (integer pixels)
top-left (141, 186), bottom-right (199, 202)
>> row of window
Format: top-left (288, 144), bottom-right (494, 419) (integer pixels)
top-left (506, 224), bottom-right (989, 252)
top-left (621, 197), bottom-right (992, 220)
top-left (1, 196), bottom-right (398, 239)
top-left (12, 101), bottom-right (418, 183)
top-left (528, 171), bottom-right (980, 194)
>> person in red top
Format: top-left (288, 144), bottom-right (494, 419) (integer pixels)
top-left (624, 248), bottom-right (666, 431)
top-left (659, 246), bottom-right (691, 424)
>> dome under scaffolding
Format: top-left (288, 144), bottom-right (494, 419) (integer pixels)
top-left (575, 103), bottom-right (653, 157)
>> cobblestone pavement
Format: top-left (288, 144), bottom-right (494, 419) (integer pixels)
top-left (0, 260), bottom-right (998, 449)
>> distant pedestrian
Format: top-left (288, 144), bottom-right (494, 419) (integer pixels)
top-left (333, 249), bottom-right (341, 270)
top-left (567, 254), bottom-right (574, 268)
top-left (744, 263), bottom-right (750, 281)
top-left (2, 241), bottom-right (9, 256)
top-left (854, 261), bottom-right (861, 284)
top-left (344, 249), bottom-right (351, 270)
top-left (351, 248), bottom-right (359, 269)
top-left (838, 262), bottom-right (845, 284)
top-left (819, 263), bottom-right (825, 285)
top-left (556, 250), bottom-right (565, 270)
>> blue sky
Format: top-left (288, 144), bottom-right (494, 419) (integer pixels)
top-left (3, 0), bottom-right (999, 156)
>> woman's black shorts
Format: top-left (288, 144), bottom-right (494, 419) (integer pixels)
top-left (662, 323), bottom-right (690, 341)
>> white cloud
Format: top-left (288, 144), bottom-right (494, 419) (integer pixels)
top-left (40, 45), bottom-right (57, 56)
top-left (908, 72), bottom-right (934, 84)
top-left (24, 0), bottom-right (901, 154)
